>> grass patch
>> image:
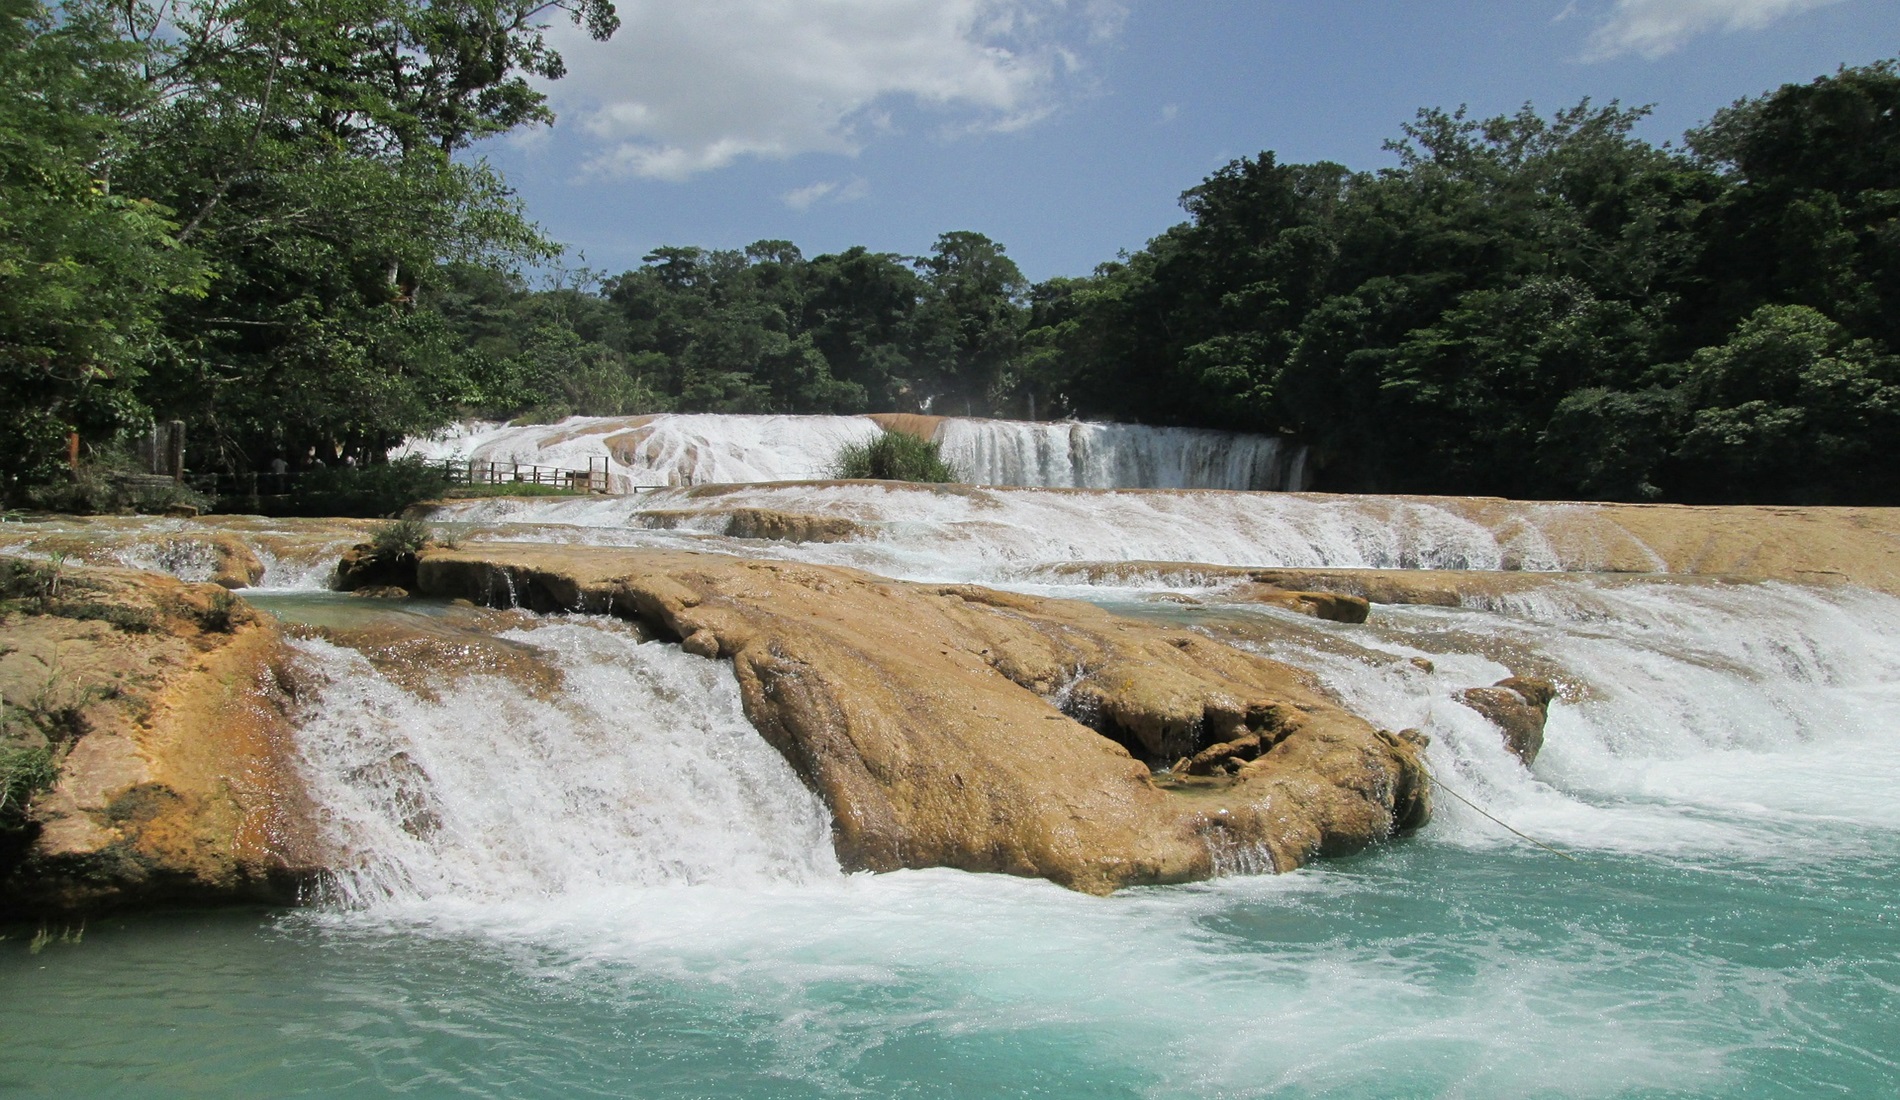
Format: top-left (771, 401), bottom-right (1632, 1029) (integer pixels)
top-left (443, 483), bottom-right (587, 499)
top-left (0, 744), bottom-right (57, 827)
top-left (831, 430), bottom-right (962, 483)
top-left (45, 601), bottom-right (156, 633)
top-left (370, 518), bottom-right (434, 558)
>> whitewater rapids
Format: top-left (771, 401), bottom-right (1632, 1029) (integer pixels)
top-left (397, 413), bottom-right (1309, 492)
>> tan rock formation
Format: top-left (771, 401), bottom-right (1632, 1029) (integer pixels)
top-left (1436, 497), bottom-right (1900, 591)
top-left (413, 544), bottom-right (1431, 893)
top-left (1044, 561), bottom-right (1774, 609)
top-left (0, 515), bottom-right (380, 589)
top-left (1225, 583), bottom-right (1371, 623)
top-left (0, 563), bottom-right (320, 914)
top-left (638, 508), bottom-right (868, 544)
top-left (866, 413), bottom-right (946, 441)
top-left (209, 533), bottom-right (267, 589)
top-left (333, 543), bottom-right (418, 592)
top-left (1458, 677), bottom-right (1556, 764)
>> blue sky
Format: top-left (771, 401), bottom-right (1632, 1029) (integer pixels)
top-left (479, 0), bottom-right (1899, 283)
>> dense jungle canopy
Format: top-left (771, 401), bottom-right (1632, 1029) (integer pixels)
top-left (3, 0), bottom-right (1896, 503)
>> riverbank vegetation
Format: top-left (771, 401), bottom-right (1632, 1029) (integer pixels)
top-left (831, 430), bottom-right (961, 483)
top-left (2, 0), bottom-right (1893, 504)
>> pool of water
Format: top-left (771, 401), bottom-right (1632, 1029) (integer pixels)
top-left (5, 836), bottom-right (1894, 1098)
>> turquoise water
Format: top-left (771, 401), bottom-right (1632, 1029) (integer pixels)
top-left (6, 571), bottom-right (1899, 1097)
top-left (4, 839), bottom-right (1895, 1097)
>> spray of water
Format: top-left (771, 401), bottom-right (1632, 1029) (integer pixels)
top-left (287, 621), bottom-right (839, 909)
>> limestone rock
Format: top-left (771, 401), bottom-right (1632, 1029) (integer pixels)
top-left (865, 413), bottom-right (945, 442)
top-left (1458, 677), bottom-right (1556, 764)
top-left (334, 544), bottom-right (418, 592)
top-left (0, 564), bottom-right (321, 915)
top-left (640, 508), bottom-right (867, 544)
top-left (348, 585), bottom-right (410, 599)
top-left (1229, 583), bottom-right (1371, 623)
top-left (209, 534), bottom-right (266, 589)
top-left (413, 544), bottom-right (1433, 894)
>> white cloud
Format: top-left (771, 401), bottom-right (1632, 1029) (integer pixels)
top-left (1582, 0), bottom-right (1847, 60)
top-left (782, 176), bottom-right (871, 210)
top-left (546, 0), bottom-right (1125, 182)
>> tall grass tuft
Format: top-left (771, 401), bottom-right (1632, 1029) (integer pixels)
top-left (369, 518), bottom-right (433, 558)
top-left (830, 430), bottom-right (961, 483)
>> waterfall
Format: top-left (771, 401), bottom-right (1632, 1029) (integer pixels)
top-left (1220, 578), bottom-right (1900, 862)
top-left (398, 413), bottom-right (1307, 491)
top-left (288, 621), bottom-right (840, 907)
top-left (427, 481), bottom-right (1560, 582)
top-left (936, 419), bottom-right (1306, 491)
top-left (396, 414), bottom-right (880, 489)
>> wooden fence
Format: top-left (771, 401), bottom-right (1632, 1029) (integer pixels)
top-left (449, 457), bottom-right (610, 493)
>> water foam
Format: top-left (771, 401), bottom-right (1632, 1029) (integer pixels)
top-left (1228, 579), bottom-right (1900, 862)
top-left (429, 482), bottom-right (1550, 582)
top-left (937, 418), bottom-right (1306, 491)
top-left (399, 413), bottom-right (1307, 491)
top-left (288, 621), bottom-right (839, 907)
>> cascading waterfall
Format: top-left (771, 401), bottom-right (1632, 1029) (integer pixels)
top-left (429, 480), bottom-right (1560, 581)
top-left (288, 621), bottom-right (839, 906)
top-left (10, 503), bottom-right (1898, 1096)
top-left (398, 413), bottom-right (1307, 490)
top-left (937, 418), bottom-right (1306, 491)
top-left (1202, 577), bottom-right (1900, 860)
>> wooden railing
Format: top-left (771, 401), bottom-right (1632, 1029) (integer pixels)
top-left (449, 457), bottom-right (610, 493)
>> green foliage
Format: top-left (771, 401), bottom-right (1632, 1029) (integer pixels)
top-left (1016, 61), bottom-right (1900, 502)
top-left (0, 558), bottom-right (156, 630)
top-left (21, 447), bottom-right (209, 515)
top-left (0, 0), bottom-right (208, 494)
top-left (444, 483), bottom-right (585, 499)
top-left (1, 0), bottom-right (620, 499)
top-left (370, 518), bottom-right (434, 558)
top-left (1673, 305), bottom-right (1900, 502)
top-left (287, 458), bottom-right (453, 518)
top-left (1539, 387), bottom-right (1683, 501)
top-left (0, 743), bottom-right (57, 827)
top-left (3, 5), bottom-right (1894, 508)
top-left (831, 431), bottom-right (962, 483)
top-left (1, 556), bottom-right (66, 607)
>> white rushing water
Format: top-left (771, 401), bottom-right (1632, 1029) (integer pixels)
top-left (41, 501), bottom-right (1889, 1096)
top-left (1205, 578), bottom-right (1900, 863)
top-left (396, 414), bottom-right (880, 489)
top-left (429, 481), bottom-right (1565, 581)
top-left (253, 570), bottom-right (1900, 1098)
top-left (398, 413), bottom-right (1307, 491)
top-left (288, 622), bottom-right (840, 907)
top-left (938, 418), bottom-right (1306, 491)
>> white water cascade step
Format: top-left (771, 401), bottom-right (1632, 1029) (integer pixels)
top-left (397, 414), bottom-right (1309, 492)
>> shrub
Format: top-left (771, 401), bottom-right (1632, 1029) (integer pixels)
top-left (287, 457), bottom-right (454, 518)
top-left (831, 430), bottom-right (961, 483)
top-left (443, 482), bottom-right (585, 499)
top-left (23, 453), bottom-right (210, 515)
top-left (370, 518), bottom-right (433, 558)
top-left (0, 743), bottom-right (57, 826)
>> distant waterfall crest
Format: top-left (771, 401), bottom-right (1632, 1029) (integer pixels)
top-left (400, 414), bottom-right (1307, 491)
top-left (937, 419), bottom-right (1306, 491)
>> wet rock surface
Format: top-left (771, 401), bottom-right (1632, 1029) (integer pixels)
top-left (0, 562), bottom-right (321, 915)
top-left (637, 508), bottom-right (868, 544)
top-left (1458, 677), bottom-right (1557, 764)
top-left (414, 544), bottom-right (1433, 894)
